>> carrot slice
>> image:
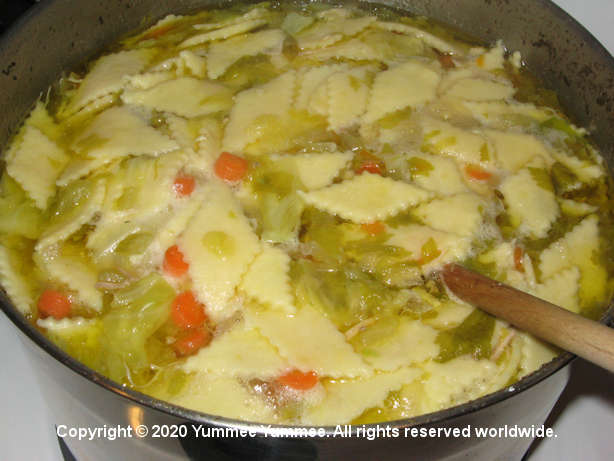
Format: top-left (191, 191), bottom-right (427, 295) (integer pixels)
top-left (37, 289), bottom-right (71, 319)
top-left (163, 245), bottom-right (189, 277)
top-left (171, 291), bottom-right (207, 329)
top-left (173, 328), bottom-right (211, 357)
top-left (465, 164), bottom-right (492, 181)
top-left (476, 55), bottom-right (485, 68)
top-left (277, 370), bottom-right (319, 391)
top-left (361, 221), bottom-right (386, 236)
top-left (355, 149), bottom-right (385, 175)
top-left (214, 152), bottom-right (249, 182)
top-left (173, 175), bottom-right (196, 197)
top-left (514, 246), bottom-right (525, 273)
top-left (356, 161), bottom-right (383, 175)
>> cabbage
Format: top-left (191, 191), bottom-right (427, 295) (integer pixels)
top-left (292, 258), bottom-right (413, 330)
top-left (348, 316), bottom-right (400, 355)
top-left (44, 178), bottom-right (98, 235)
top-left (301, 208), bottom-right (418, 286)
top-left (101, 273), bottom-right (175, 383)
top-left (435, 309), bottom-right (495, 362)
top-left (259, 192), bottom-right (304, 244)
top-left (249, 162), bottom-right (305, 244)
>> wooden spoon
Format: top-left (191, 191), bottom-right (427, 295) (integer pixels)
top-left (441, 263), bottom-right (614, 372)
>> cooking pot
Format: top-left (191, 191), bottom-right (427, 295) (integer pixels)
top-left (1, 1), bottom-right (613, 460)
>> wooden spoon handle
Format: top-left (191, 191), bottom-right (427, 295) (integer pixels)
top-left (441, 263), bottom-right (614, 372)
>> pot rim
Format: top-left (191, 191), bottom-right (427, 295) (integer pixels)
top-left (1, 0), bottom-right (613, 434)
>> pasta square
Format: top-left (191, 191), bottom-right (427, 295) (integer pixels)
top-left (223, 71), bottom-right (296, 153)
top-left (300, 173), bottom-right (432, 223)
top-left (6, 125), bottom-right (69, 209)
top-left (179, 181), bottom-right (261, 321)
top-left (363, 61), bottom-right (441, 123)
top-left (240, 244), bottom-right (295, 313)
top-left (121, 77), bottom-right (233, 118)
top-left (245, 304), bottom-right (372, 378)
top-left (62, 49), bottom-right (153, 116)
top-left (302, 367), bottom-right (421, 425)
top-left (182, 323), bottom-right (289, 378)
top-left (207, 29), bottom-right (286, 79)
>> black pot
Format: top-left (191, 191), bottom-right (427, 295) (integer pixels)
top-left (1, 1), bottom-right (613, 460)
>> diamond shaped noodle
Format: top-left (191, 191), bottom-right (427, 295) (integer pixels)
top-left (223, 71), bottom-right (296, 153)
top-left (295, 64), bottom-right (348, 111)
top-left (171, 375), bottom-right (277, 423)
top-left (0, 244), bottom-right (35, 315)
top-left (62, 49), bottom-right (153, 116)
top-left (124, 71), bottom-right (175, 90)
top-left (6, 125), bottom-right (69, 209)
top-left (36, 242), bottom-right (103, 311)
top-left (421, 357), bottom-right (496, 411)
top-left (245, 304), bottom-right (371, 379)
top-left (539, 215), bottom-right (599, 279)
top-left (534, 267), bottom-right (580, 313)
top-left (182, 323), bottom-right (289, 378)
top-left (407, 153), bottom-right (468, 196)
top-left (240, 244), bottom-right (294, 313)
top-left (180, 19), bottom-right (268, 48)
top-left (361, 319), bottom-right (439, 371)
top-left (444, 78), bottom-right (515, 102)
top-left (179, 180), bottom-right (260, 321)
top-left (363, 60), bottom-right (440, 124)
top-left (485, 130), bottom-right (552, 172)
top-left (295, 16), bottom-right (375, 50)
top-left (371, 21), bottom-right (458, 54)
top-left (300, 173), bottom-right (432, 223)
top-left (121, 77), bottom-right (233, 118)
top-left (207, 29), bottom-right (285, 79)
top-left (302, 367), bottom-right (421, 425)
top-left (271, 151), bottom-right (353, 190)
top-left (499, 166), bottom-right (559, 239)
top-left (387, 224), bottom-right (473, 273)
top-left (413, 193), bottom-right (485, 237)
top-left (58, 107), bottom-right (179, 185)
top-left (421, 116), bottom-right (494, 167)
top-left (327, 66), bottom-right (373, 131)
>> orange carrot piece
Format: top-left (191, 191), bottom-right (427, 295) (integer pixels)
top-left (277, 370), bottom-right (319, 391)
top-left (37, 289), bottom-right (71, 319)
top-left (173, 328), bottom-right (211, 356)
top-left (171, 291), bottom-right (207, 329)
top-left (214, 152), bottom-right (249, 182)
top-left (361, 221), bottom-right (386, 236)
top-left (173, 175), bottom-right (196, 197)
top-left (355, 149), bottom-right (385, 175)
top-left (514, 246), bottom-right (525, 273)
top-left (163, 245), bottom-right (189, 277)
top-left (356, 161), bottom-right (383, 175)
top-left (465, 164), bottom-right (492, 181)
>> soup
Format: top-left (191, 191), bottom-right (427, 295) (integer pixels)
top-left (0, 2), bottom-right (612, 425)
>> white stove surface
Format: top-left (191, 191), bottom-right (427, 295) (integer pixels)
top-left (1, 1), bottom-right (613, 459)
